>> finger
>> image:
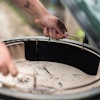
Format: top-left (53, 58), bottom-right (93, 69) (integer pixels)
top-left (2, 66), bottom-right (9, 76)
top-left (54, 30), bottom-right (67, 39)
top-left (43, 27), bottom-right (49, 37)
top-left (59, 32), bottom-right (68, 38)
top-left (0, 62), bottom-right (9, 76)
top-left (56, 33), bottom-right (65, 39)
top-left (52, 30), bottom-right (58, 39)
top-left (8, 62), bottom-right (18, 77)
top-left (55, 20), bottom-right (67, 35)
top-left (0, 66), bottom-right (2, 72)
top-left (48, 29), bottom-right (54, 38)
top-left (34, 19), bottom-right (44, 29)
top-left (49, 29), bottom-right (65, 40)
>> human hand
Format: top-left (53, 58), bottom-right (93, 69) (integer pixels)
top-left (0, 42), bottom-right (18, 76)
top-left (34, 13), bottom-right (68, 39)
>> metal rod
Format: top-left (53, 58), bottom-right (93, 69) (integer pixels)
top-left (65, 32), bottom-right (80, 38)
top-left (34, 74), bottom-right (37, 88)
top-left (65, 32), bottom-right (85, 50)
top-left (49, 37), bottom-right (51, 43)
top-left (36, 39), bottom-right (38, 54)
top-left (44, 67), bottom-right (52, 76)
top-left (35, 39), bottom-right (38, 60)
top-left (81, 42), bottom-right (84, 50)
top-left (48, 32), bottom-right (85, 50)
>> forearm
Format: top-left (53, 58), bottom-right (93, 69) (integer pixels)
top-left (13, 0), bottom-right (49, 20)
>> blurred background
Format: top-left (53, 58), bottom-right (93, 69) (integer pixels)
top-left (0, 0), bottom-right (100, 49)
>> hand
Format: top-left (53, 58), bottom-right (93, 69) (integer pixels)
top-left (0, 42), bottom-right (18, 76)
top-left (34, 13), bottom-right (68, 39)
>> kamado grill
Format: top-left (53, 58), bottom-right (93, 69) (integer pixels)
top-left (0, 0), bottom-right (100, 99)
top-left (0, 36), bottom-right (100, 100)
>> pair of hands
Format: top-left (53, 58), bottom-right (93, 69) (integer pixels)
top-left (0, 14), bottom-right (67, 76)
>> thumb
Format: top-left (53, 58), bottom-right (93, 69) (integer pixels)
top-left (34, 19), bottom-right (44, 29)
top-left (8, 62), bottom-right (18, 77)
top-left (55, 20), bottom-right (67, 35)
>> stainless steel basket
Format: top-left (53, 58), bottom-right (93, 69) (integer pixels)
top-left (0, 36), bottom-right (100, 100)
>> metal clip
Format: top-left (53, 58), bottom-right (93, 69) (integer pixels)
top-left (81, 36), bottom-right (89, 50)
